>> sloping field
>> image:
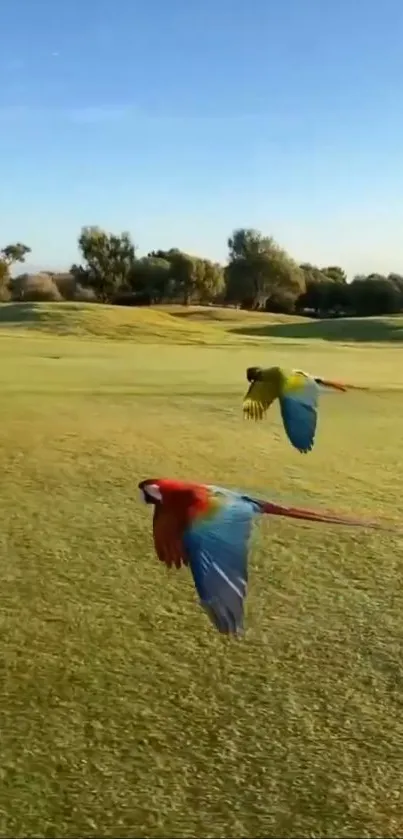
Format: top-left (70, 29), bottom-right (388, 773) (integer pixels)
top-left (1, 301), bottom-right (403, 348)
top-left (0, 303), bottom-right (402, 837)
top-left (0, 302), bottom-right (303, 345)
top-left (160, 303), bottom-right (309, 325)
top-left (0, 301), bottom-right (223, 344)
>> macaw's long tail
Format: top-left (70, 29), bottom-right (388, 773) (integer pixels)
top-left (314, 376), bottom-right (370, 392)
top-left (255, 498), bottom-right (397, 532)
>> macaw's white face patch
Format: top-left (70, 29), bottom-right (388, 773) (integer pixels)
top-left (141, 483), bottom-right (163, 503)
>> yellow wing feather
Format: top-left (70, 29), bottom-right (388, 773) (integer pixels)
top-left (243, 379), bottom-right (279, 420)
top-left (281, 371), bottom-right (308, 395)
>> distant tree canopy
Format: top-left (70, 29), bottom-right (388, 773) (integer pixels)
top-left (70, 233), bottom-right (225, 306)
top-left (225, 228), bottom-right (305, 312)
top-left (0, 242), bottom-right (31, 300)
top-left (70, 226), bottom-right (137, 303)
top-left (3, 226), bottom-right (403, 317)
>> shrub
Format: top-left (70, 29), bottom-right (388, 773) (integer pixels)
top-left (73, 284), bottom-right (97, 302)
top-left (11, 273), bottom-right (62, 302)
top-left (51, 272), bottom-right (77, 300)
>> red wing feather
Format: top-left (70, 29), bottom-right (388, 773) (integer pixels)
top-left (152, 505), bottom-right (189, 569)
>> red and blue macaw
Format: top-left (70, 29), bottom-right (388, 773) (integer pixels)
top-left (139, 477), bottom-right (393, 636)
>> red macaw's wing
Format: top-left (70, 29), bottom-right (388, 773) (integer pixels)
top-left (152, 504), bottom-right (189, 569)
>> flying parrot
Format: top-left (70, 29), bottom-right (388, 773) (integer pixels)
top-left (243, 366), bottom-right (365, 454)
top-left (139, 477), bottom-right (393, 636)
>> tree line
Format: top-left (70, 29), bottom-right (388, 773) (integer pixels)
top-left (1, 226), bottom-right (403, 318)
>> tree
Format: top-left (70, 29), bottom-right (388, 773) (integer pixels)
top-left (225, 228), bottom-right (304, 309)
top-left (130, 256), bottom-right (173, 303)
top-left (70, 226), bottom-right (136, 302)
top-left (147, 249), bottom-right (195, 303)
top-left (146, 249), bottom-right (191, 303)
top-left (0, 241), bottom-right (31, 301)
top-left (262, 251), bottom-right (305, 312)
top-left (196, 259), bottom-right (224, 303)
top-left (388, 273), bottom-right (403, 301)
top-left (227, 228), bottom-right (273, 261)
top-left (168, 251), bottom-right (200, 305)
top-left (148, 248), bottom-right (181, 261)
top-left (321, 265), bottom-right (347, 284)
top-left (0, 261), bottom-right (10, 301)
top-left (146, 249), bottom-right (224, 304)
top-left (324, 279), bottom-right (351, 313)
top-left (297, 264), bottom-right (349, 316)
top-left (1, 242), bottom-right (31, 267)
top-left (6, 222), bottom-right (403, 316)
top-left (297, 265), bottom-right (328, 315)
top-left (349, 274), bottom-right (402, 316)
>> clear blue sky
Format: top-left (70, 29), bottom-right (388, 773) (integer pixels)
top-left (2, 0), bottom-right (403, 277)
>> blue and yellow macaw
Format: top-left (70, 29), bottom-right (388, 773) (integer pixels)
top-left (139, 477), bottom-right (391, 636)
top-left (242, 366), bottom-right (361, 453)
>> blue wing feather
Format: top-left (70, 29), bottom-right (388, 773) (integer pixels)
top-left (279, 378), bottom-right (318, 453)
top-left (183, 494), bottom-right (258, 635)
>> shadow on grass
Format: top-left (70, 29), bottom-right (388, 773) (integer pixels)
top-left (168, 307), bottom-right (306, 325)
top-left (0, 303), bottom-right (47, 325)
top-left (230, 317), bottom-right (403, 343)
top-left (0, 302), bottom-right (86, 327)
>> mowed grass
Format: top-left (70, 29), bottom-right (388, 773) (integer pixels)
top-left (1, 305), bottom-right (403, 837)
top-left (0, 302), bottom-right (308, 345)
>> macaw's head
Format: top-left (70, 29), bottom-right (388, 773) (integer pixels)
top-left (138, 477), bottom-right (204, 508)
top-left (246, 366), bottom-right (263, 383)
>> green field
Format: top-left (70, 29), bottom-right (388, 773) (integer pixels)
top-left (1, 302), bottom-right (403, 838)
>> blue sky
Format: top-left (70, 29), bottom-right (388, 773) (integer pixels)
top-left (2, 0), bottom-right (403, 277)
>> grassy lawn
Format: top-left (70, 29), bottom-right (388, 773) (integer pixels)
top-left (1, 304), bottom-right (403, 837)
